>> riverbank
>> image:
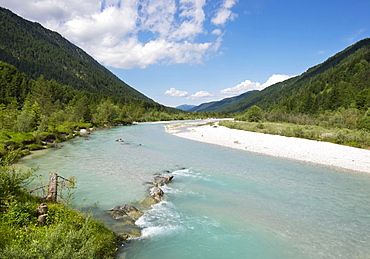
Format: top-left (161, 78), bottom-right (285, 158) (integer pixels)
top-left (166, 121), bottom-right (370, 174)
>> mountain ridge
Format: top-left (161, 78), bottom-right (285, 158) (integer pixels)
top-left (175, 104), bottom-right (197, 111)
top-left (189, 90), bottom-right (259, 112)
top-left (0, 7), bottom-right (152, 102)
top-left (190, 38), bottom-right (370, 113)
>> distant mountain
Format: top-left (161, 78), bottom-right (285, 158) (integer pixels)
top-left (189, 90), bottom-right (259, 112)
top-left (176, 104), bottom-right (197, 111)
top-left (189, 38), bottom-right (370, 113)
top-left (0, 7), bottom-right (152, 102)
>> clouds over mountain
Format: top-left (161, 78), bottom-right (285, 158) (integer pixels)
top-left (188, 90), bottom-right (213, 99)
top-left (220, 74), bottom-right (295, 96)
top-left (164, 74), bottom-right (294, 103)
top-left (2, 0), bottom-right (238, 69)
top-left (164, 87), bottom-right (188, 97)
top-left (164, 87), bottom-right (212, 100)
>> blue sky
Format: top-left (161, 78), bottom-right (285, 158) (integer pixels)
top-left (1, 0), bottom-right (370, 107)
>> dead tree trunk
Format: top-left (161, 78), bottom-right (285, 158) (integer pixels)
top-left (45, 173), bottom-right (58, 203)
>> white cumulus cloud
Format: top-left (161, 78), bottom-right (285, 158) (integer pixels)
top-left (164, 87), bottom-right (189, 97)
top-left (220, 80), bottom-right (261, 95)
top-left (212, 29), bottom-right (223, 35)
top-left (211, 0), bottom-right (238, 26)
top-left (261, 74), bottom-right (294, 88)
top-left (0, 0), bottom-right (238, 69)
top-left (220, 74), bottom-right (294, 96)
top-left (188, 91), bottom-right (213, 99)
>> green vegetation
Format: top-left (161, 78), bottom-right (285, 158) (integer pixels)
top-left (0, 162), bottom-right (117, 258)
top-left (236, 105), bottom-right (263, 122)
top-left (235, 105), bottom-right (370, 131)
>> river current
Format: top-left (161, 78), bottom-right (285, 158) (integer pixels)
top-left (20, 122), bottom-right (370, 258)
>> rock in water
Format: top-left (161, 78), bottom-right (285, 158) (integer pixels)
top-left (117, 227), bottom-right (142, 241)
top-left (115, 204), bottom-right (138, 213)
top-left (153, 175), bottom-right (174, 186)
top-left (107, 204), bottom-right (144, 221)
top-left (140, 197), bottom-right (158, 206)
top-left (150, 187), bottom-right (164, 202)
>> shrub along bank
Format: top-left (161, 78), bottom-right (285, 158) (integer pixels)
top-left (0, 160), bottom-right (118, 258)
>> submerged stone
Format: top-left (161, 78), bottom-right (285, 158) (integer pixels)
top-left (107, 204), bottom-right (144, 221)
top-left (140, 197), bottom-right (158, 206)
top-left (117, 227), bottom-right (142, 240)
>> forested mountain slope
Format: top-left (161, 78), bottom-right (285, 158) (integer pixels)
top-left (189, 90), bottom-right (259, 112)
top-left (195, 38), bottom-right (370, 113)
top-left (0, 7), bottom-right (151, 102)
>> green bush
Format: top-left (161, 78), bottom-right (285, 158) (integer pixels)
top-left (0, 165), bottom-right (36, 199)
top-left (2, 200), bottom-right (37, 227)
top-left (245, 105), bottom-right (263, 122)
top-left (256, 123), bottom-right (265, 129)
top-left (357, 114), bottom-right (370, 131)
top-left (281, 127), bottom-right (294, 137)
top-left (0, 208), bottom-right (117, 258)
top-left (0, 165), bottom-right (118, 258)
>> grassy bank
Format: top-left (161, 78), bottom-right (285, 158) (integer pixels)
top-left (0, 164), bottom-right (118, 258)
top-left (219, 120), bottom-right (370, 149)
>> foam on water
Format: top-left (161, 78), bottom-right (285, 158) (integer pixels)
top-left (158, 184), bottom-right (179, 194)
top-left (135, 201), bottom-right (183, 239)
top-left (135, 177), bottom-right (222, 243)
top-left (170, 167), bottom-right (211, 181)
top-left (139, 225), bottom-right (183, 239)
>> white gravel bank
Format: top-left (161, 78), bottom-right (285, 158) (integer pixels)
top-left (166, 122), bottom-right (370, 174)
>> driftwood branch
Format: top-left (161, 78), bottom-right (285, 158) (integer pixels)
top-left (27, 185), bottom-right (48, 193)
top-left (57, 175), bottom-right (73, 182)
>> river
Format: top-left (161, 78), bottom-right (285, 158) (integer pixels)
top-left (20, 122), bottom-right (370, 258)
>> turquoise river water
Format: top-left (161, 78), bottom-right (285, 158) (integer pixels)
top-left (20, 122), bottom-right (370, 259)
